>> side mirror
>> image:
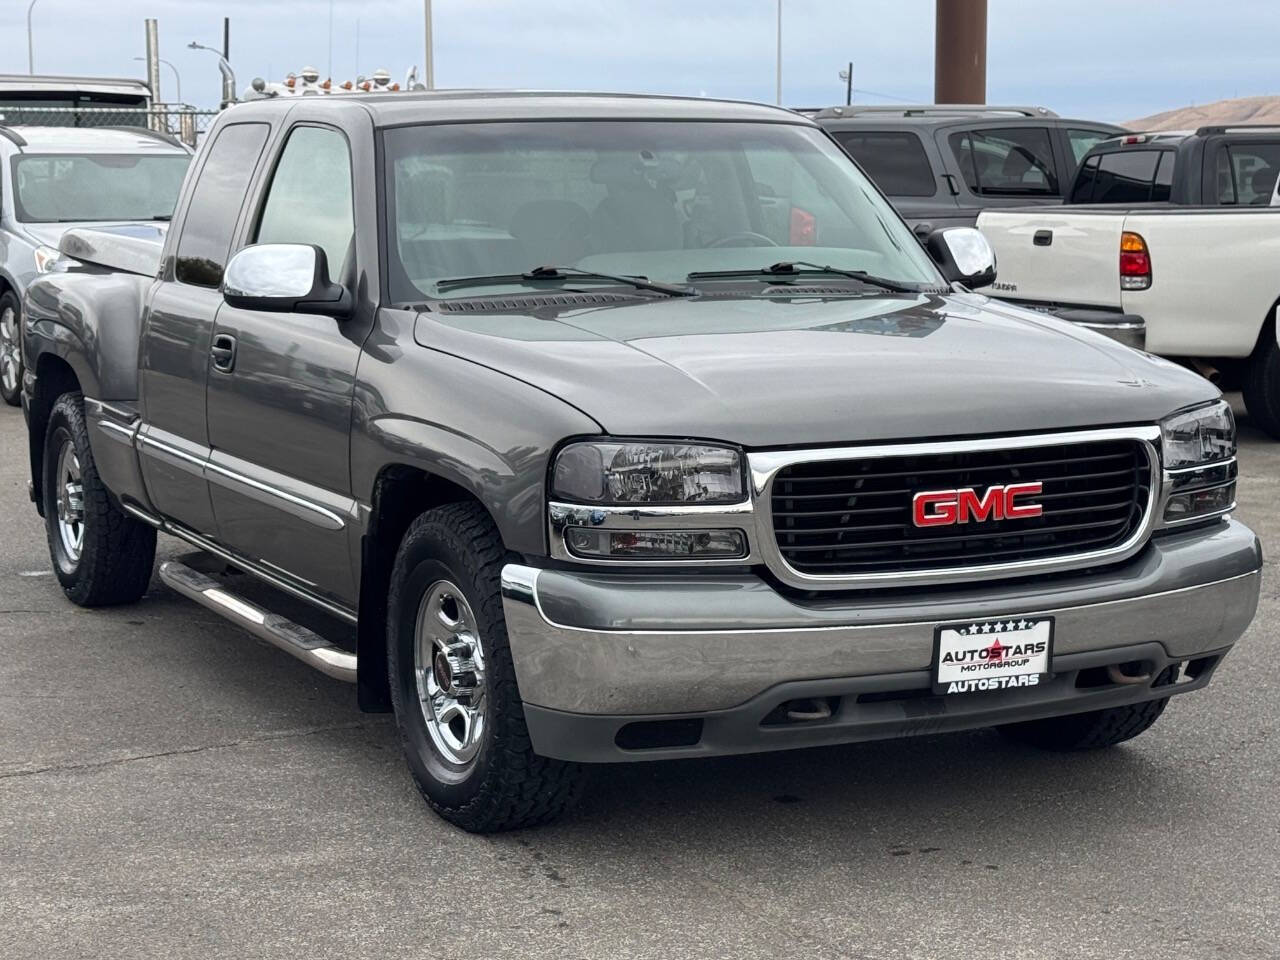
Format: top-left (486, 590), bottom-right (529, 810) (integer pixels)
top-left (925, 226), bottom-right (996, 289)
top-left (223, 243), bottom-right (350, 317)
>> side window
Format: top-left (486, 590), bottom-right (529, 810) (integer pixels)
top-left (1067, 129), bottom-right (1114, 165)
top-left (1214, 143), bottom-right (1280, 205)
top-left (255, 125), bottom-right (355, 276)
top-left (830, 131), bottom-right (937, 197)
top-left (1069, 155), bottom-right (1100, 203)
top-left (175, 123), bottom-right (270, 287)
top-left (1092, 151), bottom-right (1162, 203)
top-left (949, 127), bottom-right (1059, 197)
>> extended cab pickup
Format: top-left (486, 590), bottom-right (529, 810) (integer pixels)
top-left (22, 93), bottom-right (1260, 832)
top-left (977, 127), bottom-right (1280, 438)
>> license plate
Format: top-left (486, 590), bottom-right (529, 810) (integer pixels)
top-left (933, 617), bottom-right (1054, 695)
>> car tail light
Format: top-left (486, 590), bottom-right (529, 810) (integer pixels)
top-left (1120, 231), bottom-right (1151, 290)
top-left (789, 207), bottom-right (816, 246)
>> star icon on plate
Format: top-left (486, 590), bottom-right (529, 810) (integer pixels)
top-left (981, 622), bottom-right (993, 633)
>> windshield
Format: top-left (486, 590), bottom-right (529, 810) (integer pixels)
top-left (382, 120), bottom-right (941, 301)
top-left (12, 153), bottom-right (190, 223)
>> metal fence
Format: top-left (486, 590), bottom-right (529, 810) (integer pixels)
top-left (0, 105), bottom-right (219, 148)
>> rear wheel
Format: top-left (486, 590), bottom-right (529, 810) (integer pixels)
top-left (1242, 334), bottom-right (1280, 439)
top-left (0, 291), bottom-right (22, 407)
top-left (386, 502), bottom-right (582, 832)
top-left (997, 668), bottom-right (1177, 751)
top-left (43, 392), bottom-right (156, 606)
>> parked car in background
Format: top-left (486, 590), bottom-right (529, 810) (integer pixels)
top-left (815, 104), bottom-right (1124, 235)
top-left (21, 91), bottom-right (1257, 833)
top-left (977, 125), bottom-right (1280, 438)
top-left (1067, 126), bottom-right (1280, 206)
top-left (0, 125), bottom-right (191, 405)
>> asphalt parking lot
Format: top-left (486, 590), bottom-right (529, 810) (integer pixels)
top-left (0, 398), bottom-right (1276, 960)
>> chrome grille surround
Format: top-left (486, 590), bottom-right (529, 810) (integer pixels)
top-left (749, 426), bottom-right (1162, 590)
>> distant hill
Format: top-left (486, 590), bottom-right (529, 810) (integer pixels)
top-left (1128, 95), bottom-right (1280, 131)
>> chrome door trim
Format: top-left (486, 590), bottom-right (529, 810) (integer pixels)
top-left (749, 425), bottom-right (1163, 591)
top-left (205, 459), bottom-right (349, 531)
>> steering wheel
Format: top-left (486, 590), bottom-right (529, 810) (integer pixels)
top-left (706, 231), bottom-right (780, 248)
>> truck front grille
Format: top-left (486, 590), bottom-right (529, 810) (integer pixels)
top-left (769, 437), bottom-right (1152, 578)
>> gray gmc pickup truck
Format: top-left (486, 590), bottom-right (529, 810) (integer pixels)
top-left (21, 92), bottom-right (1260, 832)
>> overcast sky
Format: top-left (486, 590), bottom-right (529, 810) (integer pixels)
top-left (4, 0), bottom-right (1277, 122)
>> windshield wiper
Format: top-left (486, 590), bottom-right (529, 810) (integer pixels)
top-left (686, 260), bottom-right (919, 294)
top-left (435, 265), bottom-right (693, 297)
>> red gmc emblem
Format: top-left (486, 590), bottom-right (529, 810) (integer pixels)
top-left (912, 482), bottom-right (1044, 527)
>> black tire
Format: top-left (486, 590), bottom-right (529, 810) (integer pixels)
top-left (42, 392), bottom-right (156, 606)
top-left (0, 290), bottom-right (23, 407)
top-left (1242, 334), bottom-right (1280, 439)
top-left (386, 502), bottom-right (582, 832)
top-left (997, 667), bottom-right (1177, 751)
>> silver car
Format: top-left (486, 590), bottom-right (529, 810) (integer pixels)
top-left (0, 126), bottom-right (191, 405)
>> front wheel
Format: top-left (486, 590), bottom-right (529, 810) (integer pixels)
top-left (386, 502), bottom-right (582, 832)
top-left (0, 291), bottom-right (23, 406)
top-left (43, 392), bottom-right (156, 606)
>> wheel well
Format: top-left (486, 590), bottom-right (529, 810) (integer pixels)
top-left (28, 355), bottom-right (81, 517)
top-left (356, 465), bottom-right (495, 712)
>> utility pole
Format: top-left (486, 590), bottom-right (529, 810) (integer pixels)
top-left (423, 0), bottom-right (435, 89)
top-left (934, 0), bottom-right (987, 104)
top-left (775, 0), bottom-right (782, 105)
top-left (839, 62), bottom-right (853, 105)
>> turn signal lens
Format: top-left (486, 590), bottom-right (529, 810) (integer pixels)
top-left (565, 528), bottom-right (747, 560)
top-left (1120, 231), bottom-right (1151, 290)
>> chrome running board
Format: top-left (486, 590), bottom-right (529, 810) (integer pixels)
top-left (157, 561), bottom-right (357, 683)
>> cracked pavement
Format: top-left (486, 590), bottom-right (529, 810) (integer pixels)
top-left (1, 398), bottom-right (1277, 960)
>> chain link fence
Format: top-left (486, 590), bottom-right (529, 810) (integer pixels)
top-left (0, 105), bottom-right (219, 148)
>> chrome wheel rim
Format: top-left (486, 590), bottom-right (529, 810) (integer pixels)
top-left (414, 579), bottom-right (487, 766)
top-left (55, 438), bottom-right (85, 566)
top-left (0, 305), bottom-right (19, 395)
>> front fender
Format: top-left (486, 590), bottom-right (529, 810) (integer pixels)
top-left (351, 329), bottom-right (602, 557)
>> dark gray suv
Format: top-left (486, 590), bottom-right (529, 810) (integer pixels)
top-left (815, 105), bottom-right (1123, 236)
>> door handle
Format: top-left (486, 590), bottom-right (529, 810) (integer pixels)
top-left (210, 333), bottom-right (237, 372)
top-left (1033, 229), bottom-right (1053, 247)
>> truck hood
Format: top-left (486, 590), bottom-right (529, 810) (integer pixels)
top-left (412, 291), bottom-right (1217, 448)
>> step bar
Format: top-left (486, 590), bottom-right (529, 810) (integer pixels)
top-left (157, 561), bottom-right (358, 683)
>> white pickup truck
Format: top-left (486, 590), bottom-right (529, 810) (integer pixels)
top-left (978, 127), bottom-right (1280, 438)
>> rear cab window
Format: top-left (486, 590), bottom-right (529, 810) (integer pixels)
top-left (829, 131), bottom-right (937, 197)
top-left (1213, 141), bottom-right (1280, 204)
top-left (1072, 149), bottom-right (1172, 204)
top-left (948, 127), bottom-right (1059, 197)
top-left (174, 122), bottom-right (270, 287)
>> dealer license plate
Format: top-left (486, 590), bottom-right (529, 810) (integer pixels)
top-left (933, 617), bottom-right (1054, 695)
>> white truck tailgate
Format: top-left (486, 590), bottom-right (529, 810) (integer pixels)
top-left (977, 209), bottom-right (1127, 309)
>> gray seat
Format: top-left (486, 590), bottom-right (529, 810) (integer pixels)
top-left (589, 156), bottom-right (681, 253)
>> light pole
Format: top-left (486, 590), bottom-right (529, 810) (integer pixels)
top-left (134, 56), bottom-right (182, 104)
top-left (189, 41), bottom-right (237, 108)
top-left (423, 0), bottom-right (435, 89)
top-left (839, 62), bottom-right (852, 106)
top-left (27, 0), bottom-right (39, 74)
top-left (775, 0), bottom-right (782, 105)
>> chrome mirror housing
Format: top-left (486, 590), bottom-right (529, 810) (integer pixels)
top-left (223, 243), bottom-right (349, 317)
top-left (925, 226), bottom-right (997, 289)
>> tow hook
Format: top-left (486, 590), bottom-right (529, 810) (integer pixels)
top-left (785, 698), bottom-right (834, 722)
top-left (1106, 663), bottom-right (1153, 686)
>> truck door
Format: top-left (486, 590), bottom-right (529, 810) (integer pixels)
top-left (205, 123), bottom-right (366, 607)
top-left (138, 122), bottom-right (270, 536)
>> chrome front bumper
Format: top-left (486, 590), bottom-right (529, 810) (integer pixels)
top-left (501, 519), bottom-right (1261, 761)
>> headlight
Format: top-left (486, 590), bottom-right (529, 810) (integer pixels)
top-left (33, 245), bottom-right (61, 274)
top-left (552, 441), bottom-right (744, 505)
top-left (1160, 400), bottom-right (1237, 524)
top-left (1160, 400), bottom-right (1235, 469)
